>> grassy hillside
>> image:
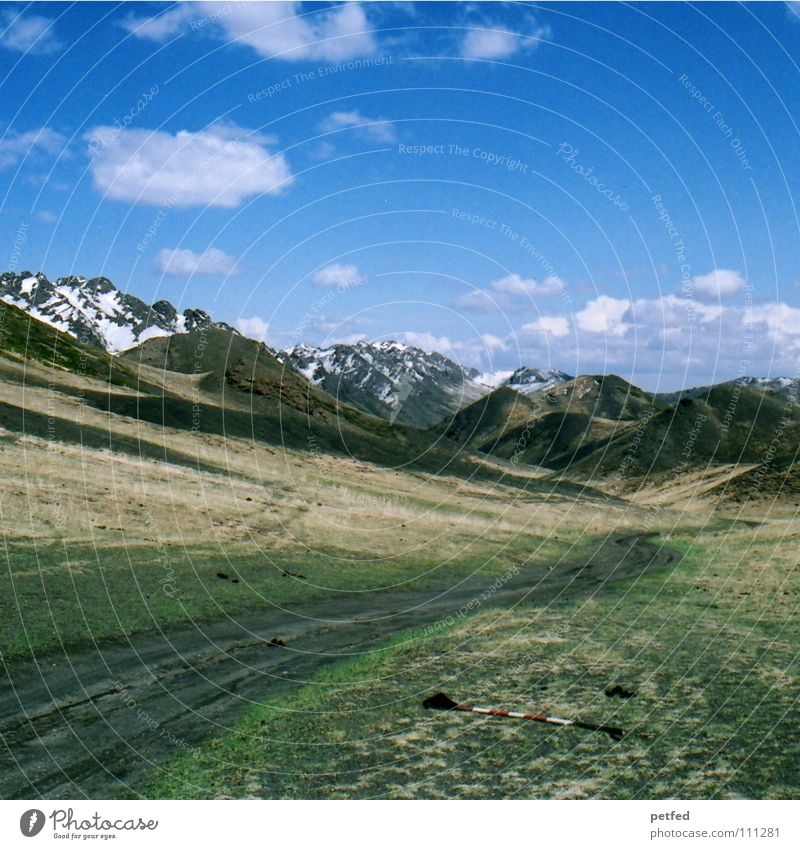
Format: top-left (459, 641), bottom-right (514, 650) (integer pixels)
top-left (566, 387), bottom-right (800, 481)
top-left (0, 300), bottom-right (137, 387)
top-left (443, 369), bottom-right (800, 482)
top-left (535, 374), bottom-right (659, 420)
top-left (708, 460), bottom-right (800, 506)
top-left (121, 328), bottom-right (443, 462)
top-left (2, 304), bottom-right (798, 801)
top-left (119, 329), bottom-right (603, 496)
top-left (444, 386), bottom-right (540, 448)
top-left (442, 376), bottom-right (663, 471)
top-left (445, 376), bottom-right (659, 450)
top-left (492, 411), bottom-right (630, 468)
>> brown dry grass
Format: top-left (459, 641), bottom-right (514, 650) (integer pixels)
top-left (151, 519), bottom-right (800, 800)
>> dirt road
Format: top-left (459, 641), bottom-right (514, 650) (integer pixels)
top-left (0, 532), bottom-right (678, 798)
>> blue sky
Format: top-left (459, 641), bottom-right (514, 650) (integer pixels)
top-left (2, 1), bottom-right (800, 390)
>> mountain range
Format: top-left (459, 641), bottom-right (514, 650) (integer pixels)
top-left (2, 268), bottom-right (798, 488)
top-left (0, 295), bottom-right (591, 502)
top-left (655, 376), bottom-right (799, 404)
top-left (280, 340), bottom-right (486, 428)
top-left (1, 270), bottom-right (574, 428)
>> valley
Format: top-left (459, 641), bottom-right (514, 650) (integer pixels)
top-left (0, 276), bottom-right (798, 800)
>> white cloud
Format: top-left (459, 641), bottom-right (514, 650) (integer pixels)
top-left (84, 124), bottom-right (293, 207)
top-left (0, 127), bottom-right (66, 169)
top-left (481, 333), bottom-right (509, 353)
top-left (309, 315), bottom-right (339, 334)
top-left (462, 29), bottom-right (518, 60)
top-left (123, 2), bottom-right (561, 66)
top-left (524, 316), bottom-right (570, 337)
top-left (224, 2), bottom-right (375, 61)
top-left (455, 289), bottom-right (501, 310)
top-left (575, 295), bottom-right (631, 336)
top-left (400, 331), bottom-right (456, 355)
top-left (492, 273), bottom-right (562, 297)
top-left (121, 5), bottom-right (191, 41)
top-left (504, 292), bottom-right (800, 389)
top-left (543, 274), bottom-right (567, 295)
top-left (749, 302), bottom-right (800, 339)
top-left (236, 316), bottom-right (269, 343)
top-left (308, 140), bottom-right (337, 161)
top-left (319, 110), bottom-right (396, 142)
top-left (311, 262), bottom-right (365, 289)
top-left (457, 272), bottom-right (562, 310)
top-left (460, 19), bottom-right (550, 60)
top-left (155, 247), bottom-right (239, 277)
top-left (269, 292), bottom-right (800, 387)
top-left (691, 268), bottom-right (746, 296)
top-left (632, 294), bottom-right (722, 326)
top-left (124, 2), bottom-right (376, 61)
top-left (788, 1), bottom-right (800, 22)
top-left (0, 10), bottom-right (62, 54)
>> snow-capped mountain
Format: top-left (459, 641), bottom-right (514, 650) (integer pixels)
top-left (282, 340), bottom-right (489, 428)
top-left (735, 376), bottom-right (797, 396)
top-left (487, 366), bottom-right (573, 397)
top-left (656, 376), bottom-right (797, 405)
top-left (475, 367), bottom-right (573, 395)
top-left (282, 341), bottom-right (574, 428)
top-left (0, 270), bottom-right (234, 353)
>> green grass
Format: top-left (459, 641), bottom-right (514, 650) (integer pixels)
top-left (146, 524), bottom-right (800, 799)
top-left (0, 531), bottom-right (586, 661)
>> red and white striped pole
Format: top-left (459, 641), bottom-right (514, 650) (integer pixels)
top-left (423, 692), bottom-right (624, 740)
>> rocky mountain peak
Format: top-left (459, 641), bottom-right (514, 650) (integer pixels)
top-left (0, 270), bottom-right (234, 353)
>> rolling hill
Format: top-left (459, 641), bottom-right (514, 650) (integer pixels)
top-left (655, 376), bottom-right (797, 405)
top-left (115, 329), bottom-right (454, 470)
top-left (0, 300), bottom-right (600, 508)
top-left (442, 375), bottom-right (665, 469)
top-left (0, 299), bottom-right (137, 386)
top-left (564, 383), bottom-right (800, 480)
top-left (442, 374), bottom-right (800, 481)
